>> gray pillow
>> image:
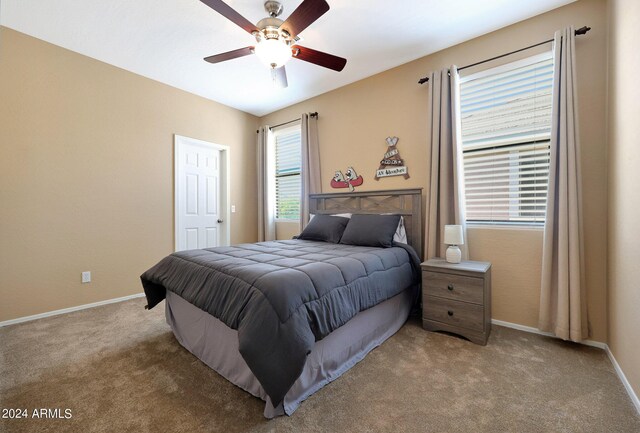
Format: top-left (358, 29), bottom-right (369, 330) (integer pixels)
top-left (297, 214), bottom-right (350, 243)
top-left (339, 214), bottom-right (401, 248)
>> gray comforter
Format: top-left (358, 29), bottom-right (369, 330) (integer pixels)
top-left (141, 240), bottom-right (420, 406)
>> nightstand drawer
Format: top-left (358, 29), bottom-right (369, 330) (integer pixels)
top-left (423, 296), bottom-right (484, 332)
top-left (422, 271), bottom-right (484, 304)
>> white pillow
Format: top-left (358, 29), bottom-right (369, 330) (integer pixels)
top-left (393, 216), bottom-right (408, 244)
top-left (309, 213), bottom-right (407, 244)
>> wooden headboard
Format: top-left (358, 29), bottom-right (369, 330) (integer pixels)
top-left (309, 188), bottom-right (423, 259)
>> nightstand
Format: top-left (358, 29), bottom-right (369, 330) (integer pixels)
top-left (421, 258), bottom-right (492, 345)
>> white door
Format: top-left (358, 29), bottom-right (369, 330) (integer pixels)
top-left (175, 138), bottom-right (222, 251)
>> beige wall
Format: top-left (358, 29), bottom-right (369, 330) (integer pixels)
top-left (607, 0), bottom-right (640, 399)
top-left (276, 221), bottom-right (300, 241)
top-left (261, 0), bottom-right (609, 342)
top-left (0, 28), bottom-right (259, 322)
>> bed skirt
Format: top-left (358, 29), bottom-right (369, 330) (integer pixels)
top-left (165, 288), bottom-right (413, 418)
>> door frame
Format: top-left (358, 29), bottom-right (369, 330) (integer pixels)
top-left (174, 134), bottom-right (231, 251)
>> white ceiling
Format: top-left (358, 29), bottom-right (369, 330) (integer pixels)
top-left (1, 0), bottom-right (575, 116)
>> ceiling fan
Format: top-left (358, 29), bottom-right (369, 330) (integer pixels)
top-left (201, 0), bottom-right (347, 88)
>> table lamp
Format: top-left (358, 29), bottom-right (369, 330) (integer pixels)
top-left (444, 225), bottom-right (464, 264)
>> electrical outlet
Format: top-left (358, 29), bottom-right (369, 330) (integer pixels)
top-left (81, 271), bottom-right (91, 283)
top-left (231, 205), bottom-right (236, 213)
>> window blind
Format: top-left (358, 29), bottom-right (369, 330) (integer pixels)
top-left (460, 55), bottom-right (553, 224)
top-left (275, 129), bottom-right (302, 220)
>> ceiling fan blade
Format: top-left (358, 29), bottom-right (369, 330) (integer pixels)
top-left (272, 66), bottom-right (288, 88)
top-left (292, 46), bottom-right (347, 72)
top-left (200, 0), bottom-right (259, 34)
top-left (280, 0), bottom-right (329, 38)
top-left (204, 46), bottom-right (254, 64)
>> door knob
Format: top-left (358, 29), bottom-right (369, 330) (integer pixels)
top-left (217, 219), bottom-right (224, 223)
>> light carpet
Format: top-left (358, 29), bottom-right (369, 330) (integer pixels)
top-left (1, 298), bottom-right (638, 433)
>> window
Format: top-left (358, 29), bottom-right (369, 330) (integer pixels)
top-left (460, 53), bottom-right (553, 225)
top-left (274, 125), bottom-right (302, 220)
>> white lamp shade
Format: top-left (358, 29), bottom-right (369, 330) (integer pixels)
top-left (444, 225), bottom-right (464, 245)
top-left (254, 39), bottom-right (292, 68)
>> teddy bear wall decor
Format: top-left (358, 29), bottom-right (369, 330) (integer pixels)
top-left (331, 166), bottom-right (363, 192)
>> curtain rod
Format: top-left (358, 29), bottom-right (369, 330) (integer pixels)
top-left (268, 112), bottom-right (318, 130)
top-left (417, 26), bottom-right (591, 85)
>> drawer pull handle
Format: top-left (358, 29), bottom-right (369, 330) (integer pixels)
top-left (447, 284), bottom-right (454, 291)
top-left (447, 310), bottom-right (454, 317)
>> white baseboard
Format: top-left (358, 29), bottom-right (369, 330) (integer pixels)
top-left (606, 345), bottom-right (640, 415)
top-left (0, 293), bottom-right (146, 328)
top-left (491, 318), bottom-right (607, 349)
top-left (492, 318), bottom-right (639, 415)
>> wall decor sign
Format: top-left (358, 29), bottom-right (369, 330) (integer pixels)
top-left (331, 166), bottom-right (363, 192)
top-left (375, 136), bottom-right (410, 180)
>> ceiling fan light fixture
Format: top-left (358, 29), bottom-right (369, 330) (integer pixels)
top-left (254, 38), bottom-right (292, 69)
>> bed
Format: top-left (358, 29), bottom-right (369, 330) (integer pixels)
top-left (141, 188), bottom-right (423, 418)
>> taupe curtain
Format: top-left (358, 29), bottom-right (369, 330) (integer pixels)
top-left (425, 66), bottom-right (468, 260)
top-left (539, 27), bottom-right (588, 342)
top-left (257, 126), bottom-right (276, 241)
top-left (300, 113), bottom-right (321, 229)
